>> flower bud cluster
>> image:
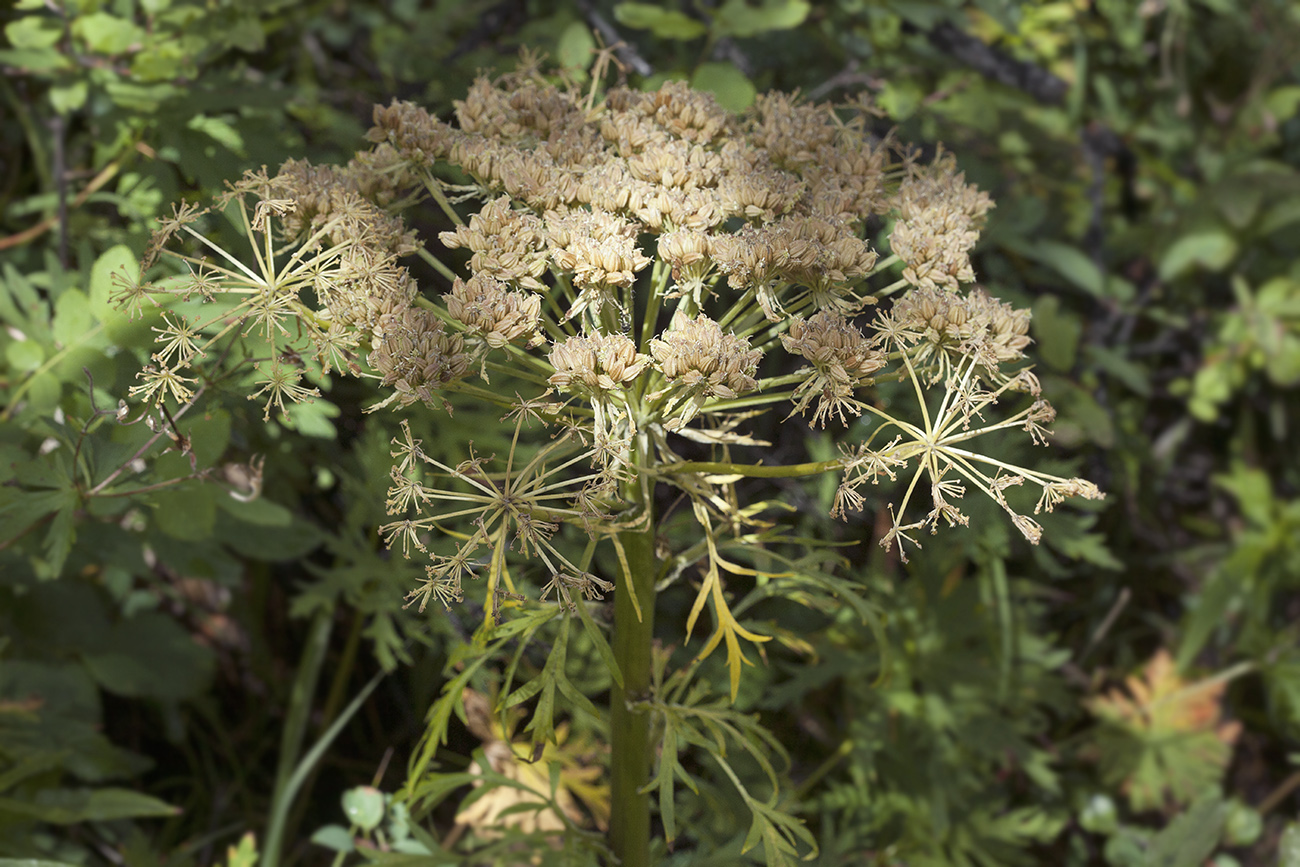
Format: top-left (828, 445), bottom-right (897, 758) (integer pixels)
top-left (544, 208), bottom-right (651, 292)
top-left (781, 311), bottom-right (886, 426)
top-left (444, 274), bottom-right (542, 349)
top-left (439, 196), bottom-right (549, 290)
top-left (651, 313), bottom-right (761, 397)
top-left (117, 67), bottom-right (1098, 639)
top-left (889, 154), bottom-right (994, 291)
top-left (889, 286), bottom-right (1032, 375)
top-left (547, 332), bottom-right (650, 395)
top-left (369, 309), bottom-right (470, 410)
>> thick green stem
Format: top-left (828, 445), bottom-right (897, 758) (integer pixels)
top-left (609, 467), bottom-right (658, 866)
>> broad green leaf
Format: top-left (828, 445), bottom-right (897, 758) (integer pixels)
top-left (49, 80), bottom-right (88, 115)
top-left (278, 398), bottom-right (339, 438)
top-left (1030, 241), bottom-right (1106, 298)
top-left (613, 3), bottom-right (707, 40)
top-left (1032, 294), bottom-right (1082, 371)
top-left (0, 47), bottom-right (70, 73)
top-left (186, 408), bottom-right (231, 465)
top-left (341, 786), bottom-right (385, 833)
top-left (71, 13), bottom-right (145, 55)
top-left (690, 62), bottom-right (755, 113)
top-left (50, 289), bottom-right (94, 351)
top-left (1159, 230), bottom-right (1238, 280)
top-left (215, 494), bottom-right (292, 527)
top-left (1265, 85), bottom-right (1300, 122)
top-left (80, 611), bottom-right (214, 700)
top-left (0, 661), bottom-right (99, 726)
top-left (877, 80), bottom-right (923, 120)
top-left (88, 245), bottom-right (153, 345)
top-left (103, 79), bottom-right (177, 112)
top-left (5, 16), bottom-right (62, 50)
top-left (150, 484), bottom-right (216, 541)
top-left (186, 114), bottom-right (246, 155)
top-left (43, 501), bottom-right (77, 578)
top-left (213, 508), bottom-right (321, 560)
top-left (714, 0), bottom-right (810, 38)
top-left (1146, 794), bottom-right (1224, 867)
top-left (556, 21), bottom-right (596, 74)
top-left (0, 488), bottom-right (67, 555)
top-left (1280, 823), bottom-right (1300, 867)
top-left (1085, 345), bottom-right (1152, 396)
top-left (5, 339), bottom-right (45, 372)
top-left (0, 787), bottom-right (177, 823)
top-left (309, 825), bottom-right (355, 852)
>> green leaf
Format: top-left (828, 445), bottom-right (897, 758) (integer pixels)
top-left (48, 80), bottom-right (88, 115)
top-left (50, 289), bottom-right (92, 348)
top-left (80, 611), bottom-right (215, 700)
top-left (186, 114), bottom-right (246, 155)
top-left (0, 787), bottom-right (177, 823)
top-left (0, 487), bottom-right (66, 555)
top-left (6, 338), bottom-right (45, 372)
top-left (278, 398), bottom-right (338, 438)
top-left (1146, 794), bottom-right (1225, 867)
top-left (1159, 230), bottom-right (1238, 281)
top-left (215, 494), bottom-right (292, 527)
top-left (212, 507), bottom-right (321, 560)
top-left (5, 16), bottom-right (63, 50)
top-left (571, 595), bottom-right (623, 689)
top-left (88, 245), bottom-right (153, 345)
top-left (341, 786), bottom-right (385, 833)
top-left (71, 13), bottom-right (145, 55)
top-left (1280, 823), bottom-right (1300, 867)
top-left (43, 500), bottom-right (77, 578)
top-left (1032, 295), bottom-right (1082, 371)
top-left (150, 484), bottom-right (216, 541)
top-left (309, 824), bottom-right (355, 853)
top-left (185, 408), bottom-right (231, 465)
top-left (557, 21), bottom-right (596, 73)
top-left (613, 3), bottom-right (707, 40)
top-left (1029, 241), bottom-right (1106, 298)
top-left (714, 0), bottom-right (811, 38)
top-left (690, 62), bottom-right (756, 113)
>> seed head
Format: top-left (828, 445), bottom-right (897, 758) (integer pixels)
top-left (547, 332), bottom-right (650, 395)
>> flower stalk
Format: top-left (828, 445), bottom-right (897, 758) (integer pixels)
top-left (610, 433), bottom-right (658, 867)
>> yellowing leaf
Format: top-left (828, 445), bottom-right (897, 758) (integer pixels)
top-left (1088, 649), bottom-right (1241, 811)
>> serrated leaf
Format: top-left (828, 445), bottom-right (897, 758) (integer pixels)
top-left (1088, 650), bottom-right (1240, 810)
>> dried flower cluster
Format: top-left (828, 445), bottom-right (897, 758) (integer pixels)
top-left (121, 63), bottom-right (1102, 686)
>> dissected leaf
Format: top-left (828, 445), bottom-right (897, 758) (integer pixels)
top-left (1088, 650), bottom-right (1240, 810)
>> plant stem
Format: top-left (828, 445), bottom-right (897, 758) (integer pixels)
top-left (609, 442), bottom-right (658, 867)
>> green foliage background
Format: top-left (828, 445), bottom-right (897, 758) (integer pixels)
top-left (2, 0), bottom-right (1300, 865)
